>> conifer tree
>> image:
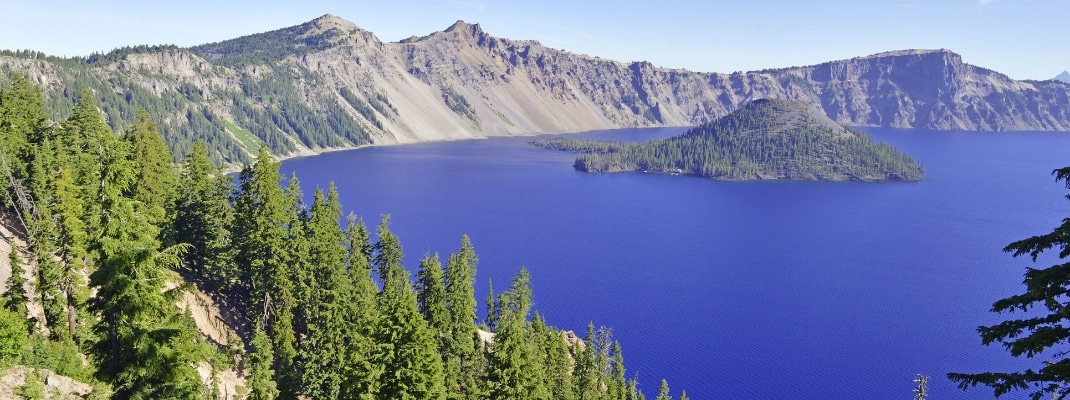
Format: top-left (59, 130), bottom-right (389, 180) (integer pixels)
top-left (4, 247), bottom-right (27, 317)
top-left (340, 214), bottom-right (382, 399)
top-left (486, 267), bottom-right (546, 400)
top-left (171, 141), bottom-right (234, 282)
top-left (655, 379), bottom-right (671, 400)
top-left (247, 325), bottom-right (280, 400)
top-left (231, 147), bottom-right (298, 397)
top-left (88, 121), bottom-right (203, 398)
top-left (416, 252), bottom-right (449, 337)
top-left (574, 323), bottom-right (602, 400)
top-left (123, 108), bottom-right (176, 228)
top-left (443, 236), bottom-right (482, 399)
top-left (373, 216), bottom-right (447, 400)
top-left (300, 185), bottom-right (352, 399)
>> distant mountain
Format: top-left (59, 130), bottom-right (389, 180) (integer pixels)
top-left (534, 99), bottom-right (923, 181)
top-left (1056, 71), bottom-right (1070, 83)
top-left (0, 14), bottom-right (1067, 164)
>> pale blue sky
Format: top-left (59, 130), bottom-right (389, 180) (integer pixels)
top-left (2, 0), bottom-right (1067, 80)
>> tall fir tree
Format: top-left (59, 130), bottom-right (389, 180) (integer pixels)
top-left (87, 117), bottom-right (204, 398)
top-left (247, 325), bottom-right (280, 400)
top-left (655, 379), bottom-right (671, 400)
top-left (231, 147), bottom-right (299, 398)
top-left (443, 236), bottom-right (482, 399)
top-left (340, 215), bottom-right (382, 399)
top-left (486, 266), bottom-right (547, 400)
top-left (416, 252), bottom-right (449, 338)
top-left (123, 108), bottom-right (176, 228)
top-left (373, 216), bottom-right (447, 400)
top-left (300, 184), bottom-right (353, 399)
top-left (171, 141), bottom-right (235, 282)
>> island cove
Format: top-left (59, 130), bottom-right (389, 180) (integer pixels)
top-left (533, 99), bottom-right (924, 182)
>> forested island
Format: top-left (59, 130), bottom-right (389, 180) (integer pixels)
top-left (0, 76), bottom-right (685, 399)
top-left (534, 99), bottom-right (924, 182)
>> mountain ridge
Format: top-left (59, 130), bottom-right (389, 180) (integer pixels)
top-left (1, 14), bottom-right (1067, 164)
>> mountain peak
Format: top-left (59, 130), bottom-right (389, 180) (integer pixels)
top-left (444, 20), bottom-right (485, 37)
top-left (307, 13), bottom-right (359, 33)
top-left (1055, 70), bottom-right (1070, 83)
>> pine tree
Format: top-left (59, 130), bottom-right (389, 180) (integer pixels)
top-left (4, 247), bottom-right (27, 317)
top-left (443, 236), bottom-right (482, 399)
top-left (486, 266), bottom-right (546, 400)
top-left (340, 214), bottom-right (382, 399)
top-left (247, 325), bottom-right (280, 400)
top-left (416, 252), bottom-right (449, 337)
top-left (373, 216), bottom-right (447, 400)
top-left (123, 108), bottom-right (176, 228)
top-left (300, 184), bottom-right (352, 399)
top-left (88, 122), bottom-right (203, 398)
top-left (574, 323), bottom-right (602, 400)
top-left (171, 141), bottom-right (234, 282)
top-left (655, 379), bottom-right (671, 400)
top-left (231, 147), bottom-right (298, 397)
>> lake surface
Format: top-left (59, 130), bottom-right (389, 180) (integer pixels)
top-left (280, 127), bottom-right (1070, 399)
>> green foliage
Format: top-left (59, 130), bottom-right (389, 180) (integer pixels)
top-left (441, 86), bottom-right (480, 124)
top-left (16, 368), bottom-right (45, 400)
top-left (0, 76), bottom-right (681, 400)
top-left (536, 99), bottom-right (923, 181)
top-left (373, 216), bottom-right (447, 400)
top-left (655, 379), bottom-right (671, 400)
top-left (190, 20), bottom-right (341, 67)
top-left (948, 166), bottom-right (1070, 399)
top-left (0, 305), bottom-right (27, 367)
top-left (247, 326), bottom-right (279, 400)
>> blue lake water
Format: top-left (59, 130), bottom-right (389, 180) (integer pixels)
top-left (280, 127), bottom-right (1070, 399)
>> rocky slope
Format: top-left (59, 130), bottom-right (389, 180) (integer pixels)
top-left (1, 14), bottom-right (1068, 164)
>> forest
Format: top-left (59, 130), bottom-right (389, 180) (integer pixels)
top-left (0, 75), bottom-right (684, 399)
top-left (534, 99), bottom-right (923, 181)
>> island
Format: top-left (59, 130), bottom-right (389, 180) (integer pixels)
top-left (534, 99), bottom-right (924, 181)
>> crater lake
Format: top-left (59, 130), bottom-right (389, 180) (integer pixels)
top-left (279, 127), bottom-right (1070, 399)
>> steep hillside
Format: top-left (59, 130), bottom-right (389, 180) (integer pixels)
top-left (1, 14), bottom-right (1067, 164)
top-left (535, 99), bottom-right (923, 181)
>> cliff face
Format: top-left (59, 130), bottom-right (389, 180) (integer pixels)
top-left (1, 14), bottom-right (1068, 162)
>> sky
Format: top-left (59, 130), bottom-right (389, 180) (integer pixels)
top-left (2, 0), bottom-right (1068, 81)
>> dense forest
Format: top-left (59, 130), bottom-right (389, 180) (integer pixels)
top-left (0, 76), bottom-right (683, 399)
top-left (534, 99), bottom-right (923, 182)
top-left (0, 43), bottom-right (380, 166)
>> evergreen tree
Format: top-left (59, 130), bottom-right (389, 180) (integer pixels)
top-left (373, 216), bottom-right (447, 400)
top-left (416, 252), bottom-right (449, 337)
top-left (655, 379), bottom-right (671, 400)
top-left (948, 167), bottom-right (1070, 399)
top-left (300, 184), bottom-right (352, 399)
top-left (486, 266), bottom-right (546, 400)
top-left (340, 215), bottom-right (382, 400)
top-left (171, 141), bottom-right (234, 282)
top-left (443, 236), bottom-right (482, 399)
top-left (4, 247), bottom-right (27, 317)
top-left (87, 122), bottom-right (203, 398)
top-left (574, 323), bottom-right (602, 400)
top-left (247, 325), bottom-right (280, 400)
top-left (231, 147), bottom-right (298, 398)
top-left (123, 108), bottom-right (177, 228)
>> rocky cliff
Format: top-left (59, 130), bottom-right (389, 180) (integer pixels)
top-left (1, 14), bottom-right (1067, 163)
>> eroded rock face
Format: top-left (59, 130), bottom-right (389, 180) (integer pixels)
top-left (2, 15), bottom-right (1068, 162)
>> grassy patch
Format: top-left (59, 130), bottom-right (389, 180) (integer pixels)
top-left (221, 119), bottom-right (263, 152)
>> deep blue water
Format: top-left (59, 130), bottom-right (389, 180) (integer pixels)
top-left (280, 127), bottom-right (1070, 399)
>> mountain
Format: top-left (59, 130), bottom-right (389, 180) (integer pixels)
top-left (1056, 71), bottom-right (1070, 83)
top-left (0, 14), bottom-right (1068, 165)
top-left (534, 99), bottom-right (923, 181)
